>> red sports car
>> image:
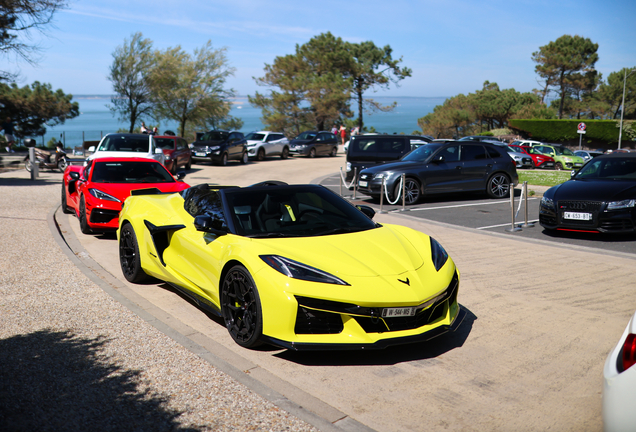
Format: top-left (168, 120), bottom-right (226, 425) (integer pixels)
top-left (61, 157), bottom-right (190, 234)
top-left (510, 145), bottom-right (555, 169)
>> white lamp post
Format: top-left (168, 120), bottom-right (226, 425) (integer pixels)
top-left (618, 67), bottom-right (636, 149)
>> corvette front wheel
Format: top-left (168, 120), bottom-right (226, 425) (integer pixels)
top-left (221, 265), bottom-right (263, 348)
top-left (119, 222), bottom-right (149, 283)
top-left (79, 196), bottom-right (92, 234)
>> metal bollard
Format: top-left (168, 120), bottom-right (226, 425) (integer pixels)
top-left (352, 167), bottom-right (357, 200)
top-left (29, 147), bottom-right (38, 180)
top-left (522, 181), bottom-right (535, 228)
top-left (505, 184), bottom-right (521, 232)
top-left (339, 167), bottom-right (343, 196)
top-left (401, 173), bottom-right (406, 211)
top-left (379, 177), bottom-right (387, 213)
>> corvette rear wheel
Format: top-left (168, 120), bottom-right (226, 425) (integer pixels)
top-left (221, 265), bottom-right (263, 348)
top-left (119, 222), bottom-right (149, 283)
top-left (79, 196), bottom-right (92, 234)
top-left (61, 184), bottom-right (73, 214)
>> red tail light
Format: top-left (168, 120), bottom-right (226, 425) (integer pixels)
top-left (622, 334), bottom-right (636, 371)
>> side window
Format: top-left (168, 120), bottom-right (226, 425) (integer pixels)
top-left (315, 134), bottom-right (323, 142)
top-left (439, 145), bottom-right (460, 162)
top-left (461, 144), bottom-right (487, 161)
top-left (486, 146), bottom-right (501, 158)
top-left (352, 138), bottom-right (377, 153)
top-left (377, 138), bottom-right (406, 153)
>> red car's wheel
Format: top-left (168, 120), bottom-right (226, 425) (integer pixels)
top-left (79, 196), bottom-right (92, 234)
top-left (61, 184), bottom-right (73, 214)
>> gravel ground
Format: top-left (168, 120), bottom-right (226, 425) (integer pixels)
top-left (0, 173), bottom-right (317, 431)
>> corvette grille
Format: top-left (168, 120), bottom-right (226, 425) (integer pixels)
top-left (89, 208), bottom-right (119, 223)
top-left (295, 307), bottom-right (343, 334)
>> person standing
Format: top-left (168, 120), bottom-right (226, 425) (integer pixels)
top-left (1, 117), bottom-right (15, 152)
top-left (331, 125), bottom-right (338, 136)
top-left (140, 121), bottom-right (148, 134)
top-left (339, 125), bottom-right (346, 145)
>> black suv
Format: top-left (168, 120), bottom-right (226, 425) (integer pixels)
top-left (346, 134), bottom-right (431, 181)
top-left (191, 130), bottom-right (248, 166)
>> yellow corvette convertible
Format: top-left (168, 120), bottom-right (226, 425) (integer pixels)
top-left (118, 182), bottom-right (460, 350)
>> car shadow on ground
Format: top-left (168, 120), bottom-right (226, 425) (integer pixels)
top-left (275, 305), bottom-right (476, 367)
top-left (541, 229), bottom-right (636, 242)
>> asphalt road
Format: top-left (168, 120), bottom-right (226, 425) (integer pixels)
top-left (318, 172), bottom-right (636, 256)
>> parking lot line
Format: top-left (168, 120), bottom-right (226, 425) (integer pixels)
top-left (477, 219), bottom-right (540, 230)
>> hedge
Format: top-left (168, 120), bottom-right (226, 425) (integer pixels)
top-left (507, 119), bottom-right (633, 145)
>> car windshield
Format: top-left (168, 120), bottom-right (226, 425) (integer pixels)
top-left (200, 131), bottom-right (228, 142)
top-left (245, 133), bottom-right (266, 141)
top-left (574, 158), bottom-right (636, 180)
top-left (527, 147), bottom-right (543, 155)
top-left (401, 143), bottom-right (443, 162)
top-left (553, 146), bottom-right (575, 156)
top-left (154, 138), bottom-right (176, 150)
top-left (97, 136), bottom-right (150, 153)
top-left (91, 161), bottom-right (174, 183)
top-left (295, 132), bottom-right (316, 140)
top-left (222, 186), bottom-right (377, 237)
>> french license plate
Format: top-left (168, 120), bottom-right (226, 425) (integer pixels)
top-left (382, 307), bottom-right (416, 318)
top-left (195, 152), bottom-right (206, 157)
top-left (564, 212), bottom-right (592, 220)
top-left (574, 163), bottom-right (582, 167)
top-left (359, 180), bottom-right (368, 187)
top-left (546, 162), bottom-right (554, 166)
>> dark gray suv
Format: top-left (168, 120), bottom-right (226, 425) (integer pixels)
top-left (191, 130), bottom-right (248, 166)
top-left (357, 141), bottom-right (518, 205)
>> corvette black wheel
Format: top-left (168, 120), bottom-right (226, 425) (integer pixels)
top-left (119, 222), bottom-right (149, 283)
top-left (79, 196), bottom-right (92, 234)
top-left (487, 173), bottom-right (510, 199)
top-left (61, 184), bottom-right (73, 214)
top-left (221, 265), bottom-right (263, 348)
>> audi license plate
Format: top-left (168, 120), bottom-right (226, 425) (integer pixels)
top-left (564, 212), bottom-right (592, 221)
top-left (195, 152), bottom-right (206, 157)
top-left (382, 307), bottom-right (416, 318)
top-left (359, 180), bottom-right (368, 187)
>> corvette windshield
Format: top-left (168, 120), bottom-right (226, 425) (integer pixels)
top-left (402, 143), bottom-right (443, 162)
top-left (575, 157), bottom-right (636, 180)
top-left (91, 161), bottom-right (174, 183)
top-left (223, 186), bottom-right (377, 237)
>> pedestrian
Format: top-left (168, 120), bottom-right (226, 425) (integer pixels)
top-left (1, 117), bottom-right (15, 152)
top-left (152, 126), bottom-right (158, 135)
top-left (140, 121), bottom-right (148, 134)
top-left (339, 125), bottom-right (346, 145)
top-left (331, 125), bottom-right (338, 136)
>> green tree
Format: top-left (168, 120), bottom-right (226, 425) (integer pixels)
top-left (108, 32), bottom-right (154, 133)
top-left (418, 94), bottom-right (474, 138)
top-left (0, 80), bottom-right (78, 136)
top-left (345, 41), bottom-right (411, 130)
top-left (0, 0), bottom-right (67, 81)
top-left (596, 67), bottom-right (636, 120)
top-left (532, 35), bottom-right (599, 119)
top-left (148, 40), bottom-right (236, 138)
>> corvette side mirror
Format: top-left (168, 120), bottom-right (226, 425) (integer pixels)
top-left (356, 205), bottom-right (376, 220)
top-left (69, 171), bottom-right (80, 181)
top-left (194, 215), bottom-right (227, 236)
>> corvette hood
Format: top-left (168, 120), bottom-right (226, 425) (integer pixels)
top-left (251, 225), bottom-right (425, 278)
top-left (549, 179), bottom-right (636, 202)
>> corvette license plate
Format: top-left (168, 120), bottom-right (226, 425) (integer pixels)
top-left (382, 307), bottom-right (416, 318)
top-left (359, 180), bottom-right (368, 187)
top-left (564, 212), bottom-right (592, 220)
top-left (195, 152), bottom-right (206, 157)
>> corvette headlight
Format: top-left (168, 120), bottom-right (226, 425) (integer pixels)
top-left (260, 255), bottom-right (349, 285)
top-left (89, 188), bottom-right (121, 202)
top-left (607, 199), bottom-right (636, 210)
top-left (541, 196), bottom-right (554, 209)
top-left (430, 237), bottom-right (448, 271)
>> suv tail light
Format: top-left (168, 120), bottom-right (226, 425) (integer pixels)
top-left (622, 334), bottom-right (636, 371)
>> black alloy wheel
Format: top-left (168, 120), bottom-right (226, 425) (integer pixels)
top-left (61, 184), bottom-right (73, 214)
top-left (79, 196), bottom-right (92, 234)
top-left (256, 148), bottom-right (265, 161)
top-left (119, 222), bottom-right (149, 283)
top-left (280, 146), bottom-right (289, 159)
top-left (221, 265), bottom-right (263, 348)
top-left (308, 147), bottom-right (316, 158)
top-left (398, 177), bottom-right (421, 205)
top-left (486, 173), bottom-right (510, 199)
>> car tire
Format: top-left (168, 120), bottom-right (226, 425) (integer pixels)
top-left (398, 177), bottom-right (421, 205)
top-left (220, 153), bottom-right (228, 166)
top-left (61, 184), bottom-right (73, 214)
top-left (486, 173), bottom-right (510, 199)
top-left (185, 157), bottom-right (192, 170)
top-left (170, 162), bottom-right (177, 175)
top-left (79, 196), bottom-right (91, 234)
top-left (308, 148), bottom-right (316, 158)
top-left (555, 162), bottom-right (563, 170)
top-left (57, 158), bottom-right (68, 172)
top-left (241, 151), bottom-right (248, 164)
top-left (221, 265), bottom-right (263, 348)
top-left (330, 147), bottom-right (337, 157)
top-left (119, 222), bottom-right (150, 283)
top-left (280, 146), bottom-right (289, 159)
top-left (256, 148), bottom-right (265, 161)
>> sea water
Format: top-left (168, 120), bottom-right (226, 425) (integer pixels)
top-left (40, 95), bottom-right (446, 148)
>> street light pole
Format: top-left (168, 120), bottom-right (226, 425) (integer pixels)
top-left (618, 67), bottom-right (636, 150)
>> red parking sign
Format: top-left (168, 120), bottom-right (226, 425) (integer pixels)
top-left (578, 122), bottom-right (586, 131)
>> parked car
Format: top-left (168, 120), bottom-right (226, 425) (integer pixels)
top-left (510, 144), bottom-right (555, 169)
top-left (457, 135), bottom-right (503, 142)
top-left (603, 310), bottom-right (636, 430)
top-left (346, 134), bottom-right (432, 181)
top-left (357, 141), bottom-right (519, 205)
top-left (61, 157), bottom-right (189, 234)
top-left (87, 133), bottom-right (165, 165)
top-left (494, 144), bottom-right (533, 169)
top-left (574, 150), bottom-right (604, 162)
top-left (117, 182), bottom-right (460, 349)
top-left (532, 143), bottom-right (585, 170)
top-left (289, 131), bottom-right (338, 157)
top-left (191, 130), bottom-right (248, 166)
top-left (510, 139), bottom-right (543, 147)
top-left (539, 153), bottom-right (636, 233)
top-left (154, 135), bottom-right (192, 174)
top-left (244, 131), bottom-right (290, 160)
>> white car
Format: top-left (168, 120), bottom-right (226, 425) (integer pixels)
top-left (87, 133), bottom-right (165, 165)
top-left (511, 139), bottom-right (543, 147)
top-left (244, 131), bottom-right (289, 160)
top-left (603, 311), bottom-right (636, 431)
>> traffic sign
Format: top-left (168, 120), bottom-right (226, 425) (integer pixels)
top-left (577, 122), bottom-right (586, 134)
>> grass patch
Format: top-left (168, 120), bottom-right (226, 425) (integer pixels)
top-left (518, 170), bottom-right (571, 187)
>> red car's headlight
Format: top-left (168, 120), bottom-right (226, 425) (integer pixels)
top-left (89, 188), bottom-right (121, 202)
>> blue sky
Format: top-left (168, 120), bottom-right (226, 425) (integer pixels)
top-left (10, 0), bottom-right (636, 99)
